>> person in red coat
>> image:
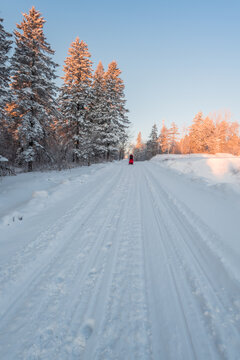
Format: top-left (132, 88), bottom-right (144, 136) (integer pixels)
top-left (129, 154), bottom-right (134, 165)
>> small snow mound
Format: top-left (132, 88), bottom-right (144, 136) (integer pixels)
top-left (32, 190), bottom-right (48, 198)
top-left (0, 155), bottom-right (8, 162)
top-left (82, 319), bottom-right (95, 338)
top-left (89, 268), bottom-right (97, 275)
top-left (207, 155), bottom-right (240, 177)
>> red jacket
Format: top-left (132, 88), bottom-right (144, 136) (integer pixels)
top-left (129, 155), bottom-right (134, 164)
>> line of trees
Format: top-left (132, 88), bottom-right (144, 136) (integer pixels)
top-left (133, 112), bottom-right (240, 160)
top-left (0, 7), bottom-right (129, 173)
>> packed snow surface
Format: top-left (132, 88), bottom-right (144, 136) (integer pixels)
top-left (0, 158), bottom-right (240, 359)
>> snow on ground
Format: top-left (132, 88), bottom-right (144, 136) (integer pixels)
top-left (0, 158), bottom-right (240, 359)
top-left (0, 155), bottom-right (8, 162)
top-left (151, 153), bottom-right (240, 191)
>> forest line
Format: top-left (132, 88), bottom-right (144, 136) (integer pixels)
top-left (0, 7), bottom-right (129, 173)
top-left (132, 112), bottom-right (240, 160)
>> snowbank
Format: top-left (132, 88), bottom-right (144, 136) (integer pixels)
top-left (0, 163), bottom-right (108, 227)
top-left (151, 153), bottom-right (240, 191)
top-left (0, 156), bottom-right (8, 162)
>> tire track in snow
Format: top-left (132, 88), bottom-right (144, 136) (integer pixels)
top-left (2, 160), bottom-right (240, 359)
top-left (144, 163), bottom-right (240, 359)
top-left (140, 168), bottom-right (199, 360)
top-left (91, 165), bottom-right (152, 360)
top-left (146, 164), bottom-right (240, 316)
top-left (54, 177), bottom-right (130, 359)
top-left (0, 163), bottom-right (120, 290)
top-left (0, 165), bottom-right (126, 359)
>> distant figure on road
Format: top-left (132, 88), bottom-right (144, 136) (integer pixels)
top-left (129, 154), bottom-right (134, 165)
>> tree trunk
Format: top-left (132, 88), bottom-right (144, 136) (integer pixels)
top-left (28, 161), bottom-right (32, 172)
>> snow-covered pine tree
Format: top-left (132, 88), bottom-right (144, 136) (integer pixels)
top-left (9, 7), bottom-right (58, 171)
top-left (0, 17), bottom-right (12, 119)
top-left (214, 118), bottom-right (228, 153)
top-left (104, 61), bottom-right (129, 160)
top-left (159, 122), bottom-right (170, 154)
top-left (133, 131), bottom-right (146, 160)
top-left (179, 134), bottom-right (191, 154)
top-left (0, 17), bottom-right (12, 161)
top-left (189, 112), bottom-right (205, 153)
top-left (88, 61), bottom-right (110, 161)
top-left (136, 131), bottom-right (143, 149)
top-left (58, 37), bottom-right (93, 164)
top-left (226, 121), bottom-right (240, 155)
top-left (202, 116), bottom-right (215, 153)
top-left (169, 122), bottom-right (179, 153)
top-left (147, 124), bottom-right (159, 157)
top-left (179, 127), bottom-right (191, 154)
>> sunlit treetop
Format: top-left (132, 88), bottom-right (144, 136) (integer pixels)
top-left (104, 61), bottom-right (125, 93)
top-left (14, 6), bottom-right (53, 54)
top-left (63, 37), bottom-right (92, 87)
top-left (93, 61), bottom-right (104, 83)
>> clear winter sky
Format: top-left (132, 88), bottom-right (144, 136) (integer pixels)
top-left (1, 0), bottom-right (240, 142)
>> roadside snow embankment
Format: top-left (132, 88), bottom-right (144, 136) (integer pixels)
top-left (0, 163), bottom-right (107, 227)
top-left (151, 153), bottom-right (240, 192)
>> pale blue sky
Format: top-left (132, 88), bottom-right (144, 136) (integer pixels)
top-left (1, 0), bottom-right (240, 141)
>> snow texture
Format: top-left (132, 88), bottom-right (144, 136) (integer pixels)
top-left (152, 153), bottom-right (240, 190)
top-left (0, 158), bottom-right (240, 359)
top-left (0, 155), bottom-right (8, 162)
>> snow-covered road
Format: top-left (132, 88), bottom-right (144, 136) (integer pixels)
top-left (0, 160), bottom-right (240, 359)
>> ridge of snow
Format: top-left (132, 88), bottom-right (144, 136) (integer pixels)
top-left (151, 153), bottom-right (240, 192)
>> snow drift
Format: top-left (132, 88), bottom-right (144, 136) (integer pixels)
top-left (151, 153), bottom-right (240, 191)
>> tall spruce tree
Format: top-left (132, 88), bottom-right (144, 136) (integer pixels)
top-left (226, 122), bottom-right (240, 155)
top-left (58, 37), bottom-right (93, 163)
top-left (9, 7), bottom-right (58, 171)
top-left (214, 118), bottom-right (228, 153)
top-left (0, 17), bottom-right (12, 160)
top-left (133, 131), bottom-right (146, 160)
top-left (202, 116), bottom-right (215, 153)
top-left (0, 17), bottom-right (12, 118)
top-left (148, 124), bottom-right (159, 157)
top-left (159, 123), bottom-right (170, 154)
top-left (189, 112), bottom-right (205, 153)
top-left (88, 61), bottom-right (109, 160)
top-left (104, 61), bottom-right (129, 160)
top-left (136, 132), bottom-right (143, 149)
top-left (169, 122), bottom-right (179, 153)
